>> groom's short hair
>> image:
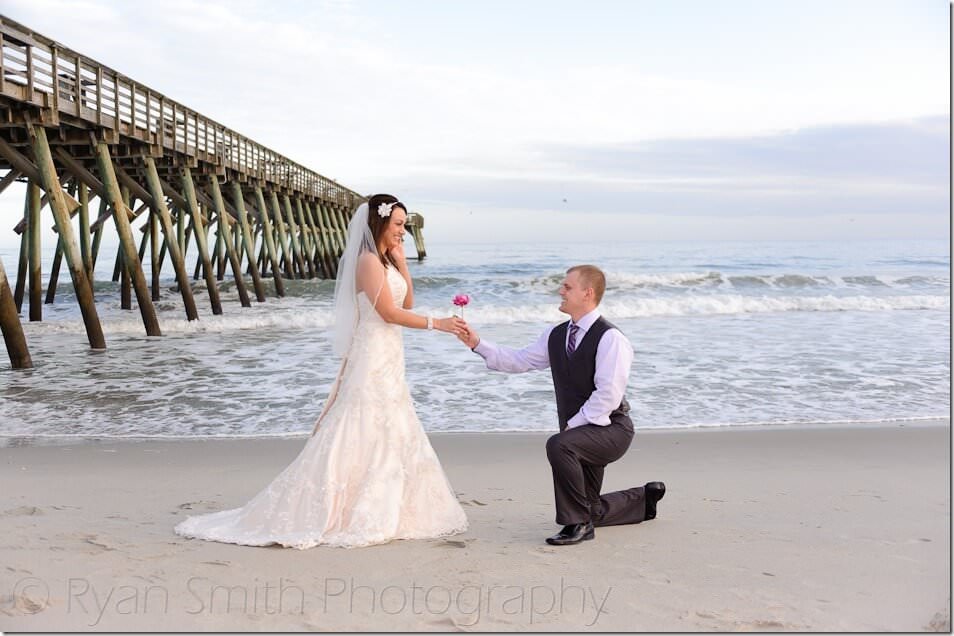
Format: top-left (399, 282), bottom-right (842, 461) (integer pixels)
top-left (567, 265), bottom-right (606, 305)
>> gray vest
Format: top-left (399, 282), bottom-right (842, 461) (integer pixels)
top-left (547, 317), bottom-right (632, 432)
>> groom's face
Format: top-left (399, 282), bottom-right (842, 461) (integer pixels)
top-left (558, 271), bottom-right (592, 316)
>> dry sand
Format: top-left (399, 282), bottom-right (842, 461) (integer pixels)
top-left (0, 422), bottom-right (949, 631)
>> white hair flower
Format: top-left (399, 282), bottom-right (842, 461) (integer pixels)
top-left (377, 202), bottom-right (394, 218)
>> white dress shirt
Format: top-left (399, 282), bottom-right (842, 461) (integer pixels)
top-left (473, 309), bottom-right (634, 429)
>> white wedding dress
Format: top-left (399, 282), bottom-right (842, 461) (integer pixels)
top-left (174, 265), bottom-right (469, 549)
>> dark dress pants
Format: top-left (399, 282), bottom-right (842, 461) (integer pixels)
top-left (545, 420), bottom-right (648, 526)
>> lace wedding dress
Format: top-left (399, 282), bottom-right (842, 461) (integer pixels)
top-left (174, 265), bottom-right (469, 549)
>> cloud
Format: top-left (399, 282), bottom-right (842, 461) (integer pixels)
top-left (373, 116), bottom-right (949, 223)
top-left (537, 116), bottom-right (949, 183)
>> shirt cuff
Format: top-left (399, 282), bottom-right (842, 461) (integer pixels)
top-left (473, 339), bottom-right (491, 358)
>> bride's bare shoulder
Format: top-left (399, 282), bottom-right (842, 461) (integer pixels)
top-left (357, 252), bottom-right (384, 271)
top-left (356, 253), bottom-right (386, 288)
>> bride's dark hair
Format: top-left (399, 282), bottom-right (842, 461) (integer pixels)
top-left (366, 193), bottom-right (407, 268)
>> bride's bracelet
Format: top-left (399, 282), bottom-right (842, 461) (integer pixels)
top-left (426, 316), bottom-right (434, 330)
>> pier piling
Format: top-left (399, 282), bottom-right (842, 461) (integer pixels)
top-left (95, 142), bottom-right (160, 337)
top-left (32, 126), bottom-right (105, 349)
top-left (209, 177), bottom-right (251, 308)
top-left (143, 156), bottom-right (198, 320)
top-left (26, 179), bottom-right (40, 321)
top-left (230, 181), bottom-right (266, 302)
top-left (181, 167), bottom-right (223, 315)
top-left (0, 256), bottom-right (32, 369)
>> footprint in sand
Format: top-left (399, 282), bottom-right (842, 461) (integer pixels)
top-left (1, 506), bottom-right (44, 517)
top-left (926, 608), bottom-right (950, 632)
top-left (437, 539), bottom-right (473, 549)
top-left (743, 619), bottom-right (788, 630)
top-left (176, 500), bottom-right (219, 512)
top-left (427, 615), bottom-right (465, 630)
top-left (79, 534), bottom-right (117, 552)
top-left (0, 592), bottom-right (48, 616)
top-left (132, 574), bottom-right (166, 585)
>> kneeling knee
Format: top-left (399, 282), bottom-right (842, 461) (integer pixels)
top-left (546, 433), bottom-right (566, 458)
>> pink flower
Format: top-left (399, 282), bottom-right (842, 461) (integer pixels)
top-left (452, 294), bottom-right (470, 318)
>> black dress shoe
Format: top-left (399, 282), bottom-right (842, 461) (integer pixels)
top-left (644, 481), bottom-right (666, 520)
top-left (545, 521), bottom-right (595, 545)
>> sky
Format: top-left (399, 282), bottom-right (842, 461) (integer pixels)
top-left (0, 0), bottom-right (949, 245)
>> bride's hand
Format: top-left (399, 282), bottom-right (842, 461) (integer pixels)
top-left (434, 316), bottom-right (466, 335)
top-left (388, 242), bottom-right (407, 267)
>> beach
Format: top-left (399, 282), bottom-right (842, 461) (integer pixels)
top-left (0, 422), bottom-right (949, 632)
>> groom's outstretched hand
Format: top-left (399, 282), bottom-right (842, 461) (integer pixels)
top-left (457, 322), bottom-right (480, 349)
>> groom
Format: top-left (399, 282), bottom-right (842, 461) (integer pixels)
top-left (457, 264), bottom-right (665, 546)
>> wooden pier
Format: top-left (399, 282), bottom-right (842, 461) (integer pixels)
top-left (0, 15), bottom-right (426, 369)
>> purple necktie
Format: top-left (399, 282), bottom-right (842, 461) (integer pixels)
top-left (566, 323), bottom-right (580, 357)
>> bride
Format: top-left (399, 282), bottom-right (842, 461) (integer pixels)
top-left (174, 194), bottom-right (469, 549)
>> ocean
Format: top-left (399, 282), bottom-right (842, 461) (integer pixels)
top-left (0, 238), bottom-right (948, 444)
